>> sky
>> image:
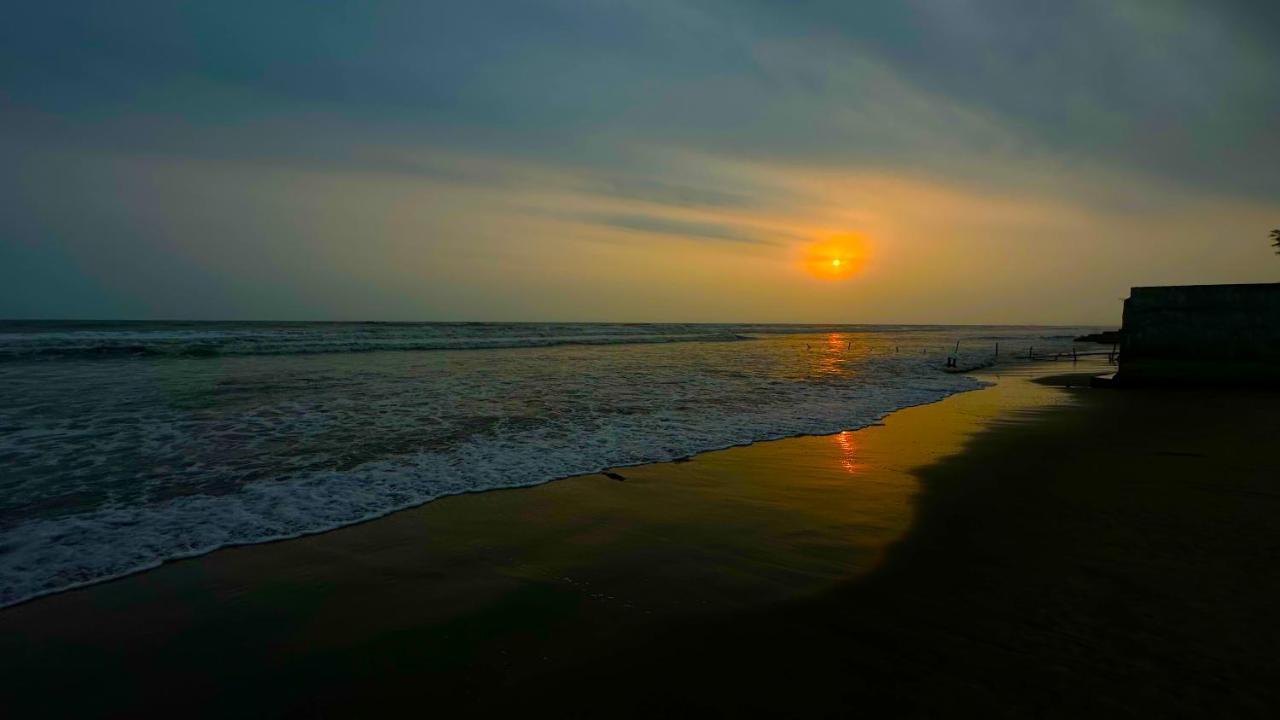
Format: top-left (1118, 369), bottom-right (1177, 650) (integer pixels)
top-left (2, 1), bottom-right (1277, 325)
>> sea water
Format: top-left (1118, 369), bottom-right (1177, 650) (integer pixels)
top-left (0, 321), bottom-right (1097, 606)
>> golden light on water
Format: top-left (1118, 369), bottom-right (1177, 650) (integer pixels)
top-left (805, 234), bottom-right (869, 280)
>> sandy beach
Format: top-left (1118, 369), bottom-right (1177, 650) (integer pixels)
top-left (3, 359), bottom-right (1278, 717)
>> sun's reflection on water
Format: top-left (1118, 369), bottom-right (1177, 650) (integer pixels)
top-left (812, 333), bottom-right (851, 377)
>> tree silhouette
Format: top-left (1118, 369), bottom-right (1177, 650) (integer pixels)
top-left (1273, 228), bottom-right (1280, 255)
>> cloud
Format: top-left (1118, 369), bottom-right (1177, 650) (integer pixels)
top-left (7, 1), bottom-right (1273, 198)
top-left (578, 213), bottom-right (782, 246)
top-left (1, 1), bottom-right (1277, 321)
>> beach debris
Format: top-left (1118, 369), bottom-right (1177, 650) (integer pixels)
top-left (602, 470), bottom-right (626, 481)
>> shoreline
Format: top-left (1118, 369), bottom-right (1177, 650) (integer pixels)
top-left (1, 363), bottom-right (995, 610)
top-left (6, 357), bottom-right (1275, 716)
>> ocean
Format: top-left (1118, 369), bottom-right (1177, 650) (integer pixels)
top-left (0, 321), bottom-right (1097, 606)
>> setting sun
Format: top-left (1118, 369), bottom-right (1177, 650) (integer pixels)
top-left (805, 234), bottom-right (869, 280)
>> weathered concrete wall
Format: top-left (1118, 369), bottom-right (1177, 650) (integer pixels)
top-left (1118, 283), bottom-right (1280, 385)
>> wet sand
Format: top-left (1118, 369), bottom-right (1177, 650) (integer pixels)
top-left (3, 360), bottom-right (1279, 717)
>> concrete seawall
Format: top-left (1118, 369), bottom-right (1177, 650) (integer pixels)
top-left (1119, 283), bottom-right (1280, 385)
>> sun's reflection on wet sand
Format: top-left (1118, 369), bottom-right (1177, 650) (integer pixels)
top-left (834, 430), bottom-right (863, 474)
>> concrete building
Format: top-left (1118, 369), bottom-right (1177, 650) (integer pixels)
top-left (1118, 283), bottom-right (1280, 385)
